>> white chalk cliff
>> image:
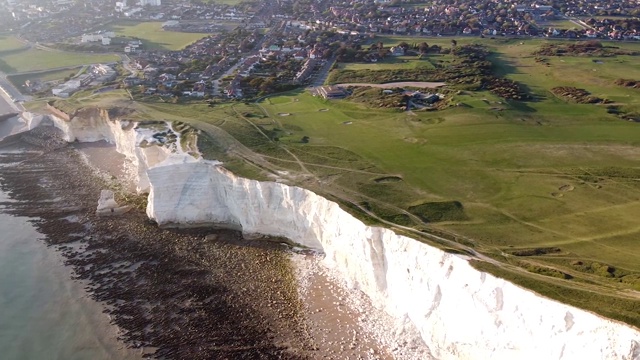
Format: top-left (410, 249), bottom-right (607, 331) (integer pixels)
top-left (50, 113), bottom-right (640, 360)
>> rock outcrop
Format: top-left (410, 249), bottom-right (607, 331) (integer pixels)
top-left (96, 189), bottom-right (131, 216)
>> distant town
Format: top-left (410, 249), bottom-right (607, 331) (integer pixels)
top-left (0, 0), bottom-right (638, 101)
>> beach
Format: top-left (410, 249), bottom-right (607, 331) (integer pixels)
top-left (0, 123), bottom-right (417, 359)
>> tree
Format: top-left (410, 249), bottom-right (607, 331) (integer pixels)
top-left (418, 42), bottom-right (429, 54)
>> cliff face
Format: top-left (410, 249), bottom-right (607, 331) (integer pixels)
top-left (49, 109), bottom-right (172, 193)
top-left (146, 157), bottom-right (640, 360)
top-left (50, 113), bottom-right (640, 360)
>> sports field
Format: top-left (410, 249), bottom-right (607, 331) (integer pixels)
top-left (108, 21), bottom-right (211, 51)
top-left (0, 48), bottom-right (118, 74)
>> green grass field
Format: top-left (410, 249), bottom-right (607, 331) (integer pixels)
top-left (0, 35), bottom-right (25, 52)
top-left (7, 67), bottom-right (83, 90)
top-left (0, 48), bottom-right (118, 74)
top-left (108, 21), bottom-right (211, 51)
top-left (251, 39), bottom-right (640, 325)
top-left (339, 56), bottom-right (437, 71)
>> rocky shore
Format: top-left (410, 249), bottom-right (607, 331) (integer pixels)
top-left (0, 127), bottom-right (315, 359)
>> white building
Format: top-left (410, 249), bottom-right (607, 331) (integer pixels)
top-left (140, 0), bottom-right (161, 6)
top-left (115, 1), bottom-right (128, 12)
top-left (81, 32), bottom-right (114, 45)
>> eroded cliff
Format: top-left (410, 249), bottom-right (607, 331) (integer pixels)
top-left (49, 110), bottom-right (640, 360)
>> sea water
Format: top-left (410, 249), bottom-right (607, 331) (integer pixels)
top-left (0, 188), bottom-right (141, 359)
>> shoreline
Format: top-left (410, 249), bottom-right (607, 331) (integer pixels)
top-left (0, 126), bottom-right (402, 359)
top-left (0, 128), bottom-right (312, 358)
top-left (74, 134), bottom-right (414, 358)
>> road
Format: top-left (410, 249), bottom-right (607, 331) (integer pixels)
top-left (310, 57), bottom-right (336, 86)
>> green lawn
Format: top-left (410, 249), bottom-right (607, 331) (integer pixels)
top-left (0, 48), bottom-right (118, 74)
top-left (108, 21), bottom-right (211, 51)
top-left (7, 67), bottom-right (83, 91)
top-left (339, 56), bottom-right (437, 71)
top-left (0, 35), bottom-right (25, 52)
top-left (254, 39), bottom-right (640, 277)
top-left (540, 20), bottom-right (581, 30)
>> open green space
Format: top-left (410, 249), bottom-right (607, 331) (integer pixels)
top-left (108, 21), bottom-right (211, 51)
top-left (8, 67), bottom-right (83, 87)
top-left (540, 20), bottom-right (581, 30)
top-left (50, 38), bottom-right (640, 327)
top-left (253, 39), bottom-right (640, 326)
top-left (0, 35), bottom-right (25, 52)
top-left (338, 56), bottom-right (436, 71)
top-left (0, 48), bottom-right (118, 74)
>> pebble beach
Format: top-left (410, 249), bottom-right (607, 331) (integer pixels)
top-left (0, 125), bottom-right (414, 359)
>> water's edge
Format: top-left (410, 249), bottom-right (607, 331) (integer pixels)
top-left (12, 109), bottom-right (640, 360)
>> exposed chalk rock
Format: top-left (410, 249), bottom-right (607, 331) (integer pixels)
top-left (146, 155), bottom-right (640, 360)
top-left (49, 110), bottom-right (172, 193)
top-left (43, 112), bottom-right (640, 360)
top-left (96, 189), bottom-right (131, 216)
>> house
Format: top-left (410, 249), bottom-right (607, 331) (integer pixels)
top-left (318, 85), bottom-right (348, 99)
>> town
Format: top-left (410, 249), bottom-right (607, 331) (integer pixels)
top-left (0, 0), bottom-right (638, 102)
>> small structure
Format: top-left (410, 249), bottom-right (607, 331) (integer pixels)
top-left (318, 85), bottom-right (348, 99)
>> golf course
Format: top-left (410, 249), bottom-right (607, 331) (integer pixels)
top-left (48, 37), bottom-right (640, 327)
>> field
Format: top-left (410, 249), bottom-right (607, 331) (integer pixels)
top-left (338, 56), bottom-right (436, 71)
top-left (108, 21), bottom-right (211, 51)
top-left (0, 48), bottom-right (118, 74)
top-left (50, 38), bottom-right (640, 327)
top-left (0, 35), bottom-right (26, 52)
top-left (7, 67), bottom-right (83, 89)
top-left (251, 38), bottom-right (640, 326)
